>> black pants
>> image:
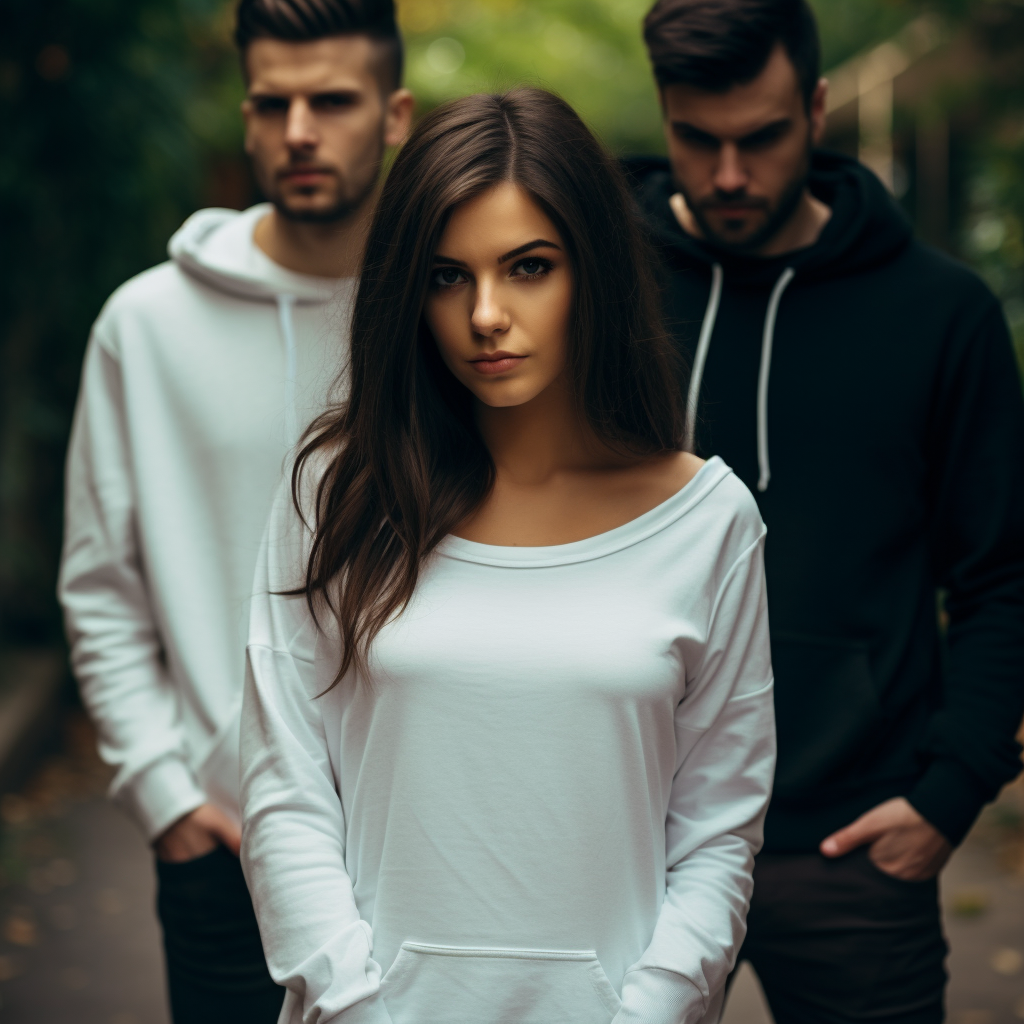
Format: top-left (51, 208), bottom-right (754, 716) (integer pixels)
top-left (156, 845), bottom-right (285, 1024)
top-left (735, 848), bottom-right (948, 1024)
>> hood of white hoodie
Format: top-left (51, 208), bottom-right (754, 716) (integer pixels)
top-left (168, 203), bottom-right (340, 304)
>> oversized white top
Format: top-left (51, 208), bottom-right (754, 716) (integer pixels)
top-left (241, 456), bottom-right (775, 1024)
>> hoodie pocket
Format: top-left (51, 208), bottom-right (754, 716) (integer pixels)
top-left (380, 942), bottom-right (622, 1024)
top-left (770, 632), bottom-right (880, 800)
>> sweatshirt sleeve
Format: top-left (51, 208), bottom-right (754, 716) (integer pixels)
top-left (907, 295), bottom-right (1024, 845)
top-left (58, 326), bottom-right (206, 840)
top-left (240, 479), bottom-right (393, 1024)
top-left (613, 528), bottom-right (776, 1024)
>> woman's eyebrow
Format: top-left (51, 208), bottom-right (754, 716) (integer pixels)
top-left (498, 239), bottom-right (562, 263)
top-left (432, 239), bottom-right (562, 267)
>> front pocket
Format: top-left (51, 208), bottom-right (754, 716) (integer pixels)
top-left (771, 632), bottom-right (881, 800)
top-left (380, 942), bottom-right (622, 1024)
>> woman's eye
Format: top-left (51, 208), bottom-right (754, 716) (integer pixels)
top-left (431, 267), bottom-right (465, 288)
top-left (513, 258), bottom-right (552, 278)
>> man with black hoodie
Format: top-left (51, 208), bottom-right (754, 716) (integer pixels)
top-left (628, 0), bottom-right (1024, 1019)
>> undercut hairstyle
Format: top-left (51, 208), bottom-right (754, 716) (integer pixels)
top-left (293, 88), bottom-right (685, 686)
top-left (643, 0), bottom-right (821, 110)
top-left (235, 0), bottom-right (403, 90)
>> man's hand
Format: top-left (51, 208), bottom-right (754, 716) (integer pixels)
top-left (820, 797), bottom-right (952, 881)
top-left (153, 803), bottom-right (242, 863)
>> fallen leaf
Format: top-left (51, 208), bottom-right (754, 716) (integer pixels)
top-left (991, 947), bottom-right (1023, 975)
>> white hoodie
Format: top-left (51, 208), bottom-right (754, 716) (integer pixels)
top-left (59, 203), bottom-right (355, 841)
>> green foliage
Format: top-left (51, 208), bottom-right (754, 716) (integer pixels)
top-left (810, 0), bottom-right (919, 68)
top-left (957, 4), bottom-right (1024, 372)
top-left (966, 139), bottom-right (1024, 370)
top-left (397, 0), bottom-right (926, 153)
top-left (400, 0), bottom-right (664, 153)
top-left (0, 0), bottom-right (240, 643)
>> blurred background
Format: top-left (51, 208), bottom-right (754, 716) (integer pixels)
top-left (0, 0), bottom-right (1023, 1021)
top-left (3, 0), bottom-right (1024, 651)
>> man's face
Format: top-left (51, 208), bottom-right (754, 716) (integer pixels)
top-left (242, 36), bottom-right (408, 223)
top-left (662, 44), bottom-right (826, 253)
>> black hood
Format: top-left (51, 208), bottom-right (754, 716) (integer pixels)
top-left (624, 150), bottom-right (913, 287)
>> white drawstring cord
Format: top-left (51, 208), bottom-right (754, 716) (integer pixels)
top-left (276, 294), bottom-right (298, 447)
top-left (684, 262), bottom-right (723, 452)
top-left (756, 267), bottom-right (795, 492)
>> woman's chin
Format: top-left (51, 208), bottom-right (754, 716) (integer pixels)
top-left (469, 382), bottom-right (546, 409)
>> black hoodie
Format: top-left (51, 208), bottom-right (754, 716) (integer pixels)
top-left (626, 150), bottom-right (1024, 852)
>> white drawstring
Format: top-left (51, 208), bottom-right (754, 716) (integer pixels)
top-left (276, 294), bottom-right (298, 447)
top-left (756, 267), bottom-right (795, 492)
top-left (683, 263), bottom-right (796, 493)
top-left (684, 262), bottom-right (723, 452)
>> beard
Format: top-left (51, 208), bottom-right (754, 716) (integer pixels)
top-left (679, 141), bottom-right (812, 256)
top-left (270, 170), bottom-right (380, 225)
top-left (253, 144), bottom-right (384, 226)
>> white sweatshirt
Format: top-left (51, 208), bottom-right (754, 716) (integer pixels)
top-left (242, 455), bottom-right (776, 1024)
top-left (58, 204), bottom-right (355, 840)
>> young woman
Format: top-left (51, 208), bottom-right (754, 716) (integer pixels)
top-left (241, 88), bottom-right (775, 1024)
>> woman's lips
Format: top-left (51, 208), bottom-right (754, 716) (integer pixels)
top-left (469, 352), bottom-right (526, 375)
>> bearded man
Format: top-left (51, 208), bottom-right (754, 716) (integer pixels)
top-left (628, 1), bottom-right (1024, 1021)
top-left (58, 2), bottom-right (412, 1021)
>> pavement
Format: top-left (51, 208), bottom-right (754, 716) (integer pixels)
top-left (0, 712), bottom-right (1021, 1024)
top-left (0, 714), bottom-right (168, 1024)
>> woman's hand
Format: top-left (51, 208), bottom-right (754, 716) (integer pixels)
top-left (153, 803), bottom-right (242, 863)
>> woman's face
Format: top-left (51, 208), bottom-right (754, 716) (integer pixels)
top-left (423, 182), bottom-right (573, 409)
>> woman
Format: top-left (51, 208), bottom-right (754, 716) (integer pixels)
top-left (241, 88), bottom-right (775, 1024)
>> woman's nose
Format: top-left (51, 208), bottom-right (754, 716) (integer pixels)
top-left (470, 282), bottom-right (511, 336)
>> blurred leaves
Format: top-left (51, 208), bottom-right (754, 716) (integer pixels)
top-left (959, 3), bottom-right (1024, 369)
top-left (0, 0), bottom-right (243, 644)
top-left (399, 0), bottom-right (663, 153)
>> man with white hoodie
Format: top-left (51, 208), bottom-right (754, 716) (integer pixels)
top-left (58, 2), bottom-right (413, 1020)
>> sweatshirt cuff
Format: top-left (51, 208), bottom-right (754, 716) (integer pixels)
top-left (326, 993), bottom-right (393, 1024)
top-left (907, 757), bottom-right (992, 846)
top-left (613, 967), bottom-right (706, 1024)
top-left (117, 755), bottom-right (207, 842)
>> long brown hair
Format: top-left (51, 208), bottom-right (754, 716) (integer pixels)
top-left (295, 87), bottom-right (685, 683)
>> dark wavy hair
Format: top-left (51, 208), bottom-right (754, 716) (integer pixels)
top-left (294, 88), bottom-right (685, 684)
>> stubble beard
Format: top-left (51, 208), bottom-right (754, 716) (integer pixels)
top-left (256, 137), bottom-right (385, 226)
top-left (271, 170), bottom-right (380, 226)
top-left (681, 141), bottom-right (813, 256)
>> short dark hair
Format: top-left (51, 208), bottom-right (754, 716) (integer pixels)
top-left (235, 0), bottom-right (404, 90)
top-left (643, 0), bottom-right (820, 109)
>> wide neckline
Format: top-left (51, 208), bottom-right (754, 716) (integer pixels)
top-left (437, 456), bottom-right (728, 568)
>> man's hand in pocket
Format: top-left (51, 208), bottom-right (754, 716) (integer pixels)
top-left (820, 797), bottom-right (952, 881)
top-left (154, 803), bottom-right (242, 863)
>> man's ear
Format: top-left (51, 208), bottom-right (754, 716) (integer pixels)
top-left (809, 77), bottom-right (828, 146)
top-left (384, 88), bottom-right (415, 148)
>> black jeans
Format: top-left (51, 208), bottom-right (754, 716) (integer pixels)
top-left (156, 845), bottom-right (285, 1024)
top-left (735, 848), bottom-right (948, 1024)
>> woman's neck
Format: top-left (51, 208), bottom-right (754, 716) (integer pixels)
top-left (475, 376), bottom-right (613, 483)
top-left (460, 376), bottom-right (699, 547)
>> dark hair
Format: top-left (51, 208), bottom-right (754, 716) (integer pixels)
top-left (643, 0), bottom-right (821, 109)
top-left (235, 0), bottom-right (403, 90)
top-left (294, 88), bottom-right (685, 685)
